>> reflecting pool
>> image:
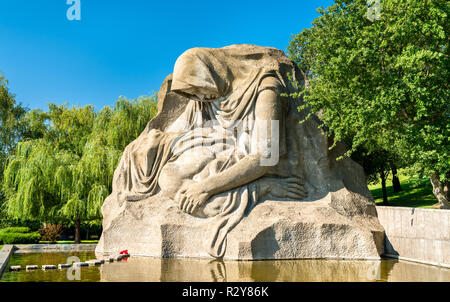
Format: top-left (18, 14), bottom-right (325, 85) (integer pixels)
top-left (1, 251), bottom-right (449, 282)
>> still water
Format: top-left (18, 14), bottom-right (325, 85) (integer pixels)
top-left (1, 251), bottom-right (449, 282)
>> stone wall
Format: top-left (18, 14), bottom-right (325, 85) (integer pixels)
top-left (0, 245), bottom-right (14, 277)
top-left (377, 206), bottom-right (449, 268)
top-left (13, 243), bottom-right (97, 254)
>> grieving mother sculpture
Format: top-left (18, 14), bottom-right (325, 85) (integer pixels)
top-left (97, 45), bottom-right (385, 260)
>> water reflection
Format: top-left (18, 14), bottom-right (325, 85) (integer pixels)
top-left (2, 252), bottom-right (449, 282)
top-left (208, 260), bottom-right (227, 282)
top-left (99, 257), bottom-right (450, 282)
top-left (0, 251), bottom-right (99, 282)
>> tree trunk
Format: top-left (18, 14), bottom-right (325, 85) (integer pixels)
top-left (430, 172), bottom-right (450, 209)
top-left (391, 166), bottom-right (402, 192)
top-left (74, 218), bottom-right (81, 244)
top-left (381, 173), bottom-right (389, 205)
top-left (300, 69), bottom-right (310, 88)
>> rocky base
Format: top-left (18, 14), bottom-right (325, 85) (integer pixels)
top-left (96, 188), bottom-right (384, 260)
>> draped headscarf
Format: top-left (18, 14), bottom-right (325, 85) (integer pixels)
top-left (171, 48), bottom-right (234, 98)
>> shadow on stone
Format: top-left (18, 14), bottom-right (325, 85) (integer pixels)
top-left (384, 235), bottom-right (399, 256)
top-left (250, 227), bottom-right (280, 259)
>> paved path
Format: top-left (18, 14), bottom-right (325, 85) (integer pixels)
top-left (0, 245), bottom-right (14, 278)
top-left (14, 244), bottom-right (97, 254)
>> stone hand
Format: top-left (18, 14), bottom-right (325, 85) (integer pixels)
top-left (273, 177), bottom-right (307, 199)
top-left (259, 176), bottom-right (308, 200)
top-left (176, 183), bottom-right (211, 214)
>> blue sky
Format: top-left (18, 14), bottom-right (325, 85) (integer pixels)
top-left (0, 0), bottom-right (333, 110)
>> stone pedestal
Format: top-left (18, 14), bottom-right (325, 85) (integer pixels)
top-left (96, 188), bottom-right (384, 260)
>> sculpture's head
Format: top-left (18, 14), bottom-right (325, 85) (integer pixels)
top-left (171, 47), bottom-right (233, 102)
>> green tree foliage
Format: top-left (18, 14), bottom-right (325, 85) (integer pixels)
top-left (0, 75), bottom-right (28, 195)
top-left (2, 95), bottom-right (158, 241)
top-left (288, 0), bottom-right (449, 207)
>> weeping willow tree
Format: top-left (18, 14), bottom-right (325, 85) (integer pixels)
top-left (2, 95), bottom-right (157, 242)
top-left (0, 74), bottom-right (28, 203)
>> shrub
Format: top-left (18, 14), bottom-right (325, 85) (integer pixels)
top-left (38, 224), bottom-right (63, 243)
top-left (0, 219), bottom-right (41, 231)
top-left (0, 227), bottom-right (31, 234)
top-left (0, 232), bottom-right (41, 244)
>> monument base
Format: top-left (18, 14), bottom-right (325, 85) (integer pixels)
top-left (96, 188), bottom-right (384, 260)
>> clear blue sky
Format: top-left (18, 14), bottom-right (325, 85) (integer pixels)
top-left (0, 0), bottom-right (333, 110)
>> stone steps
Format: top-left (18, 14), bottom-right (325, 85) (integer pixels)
top-left (9, 266), bottom-right (21, 271)
top-left (86, 260), bottom-right (103, 266)
top-left (73, 262), bottom-right (89, 267)
top-left (4, 252), bottom-right (131, 274)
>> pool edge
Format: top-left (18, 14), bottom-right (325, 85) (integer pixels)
top-left (0, 245), bottom-right (14, 278)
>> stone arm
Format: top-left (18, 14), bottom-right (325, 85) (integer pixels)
top-left (201, 88), bottom-right (281, 196)
top-left (178, 85), bottom-right (282, 213)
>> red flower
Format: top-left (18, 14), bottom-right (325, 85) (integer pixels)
top-left (120, 249), bottom-right (128, 255)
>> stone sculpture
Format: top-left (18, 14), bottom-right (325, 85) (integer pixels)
top-left (96, 44), bottom-right (385, 260)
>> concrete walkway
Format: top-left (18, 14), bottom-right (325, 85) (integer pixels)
top-left (13, 243), bottom-right (97, 254)
top-left (0, 245), bottom-right (14, 277)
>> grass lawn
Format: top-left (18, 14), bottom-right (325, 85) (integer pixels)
top-left (0, 241), bottom-right (97, 246)
top-left (368, 172), bottom-right (439, 209)
top-left (38, 240), bottom-right (99, 244)
top-left (0, 245), bottom-right (3, 250)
